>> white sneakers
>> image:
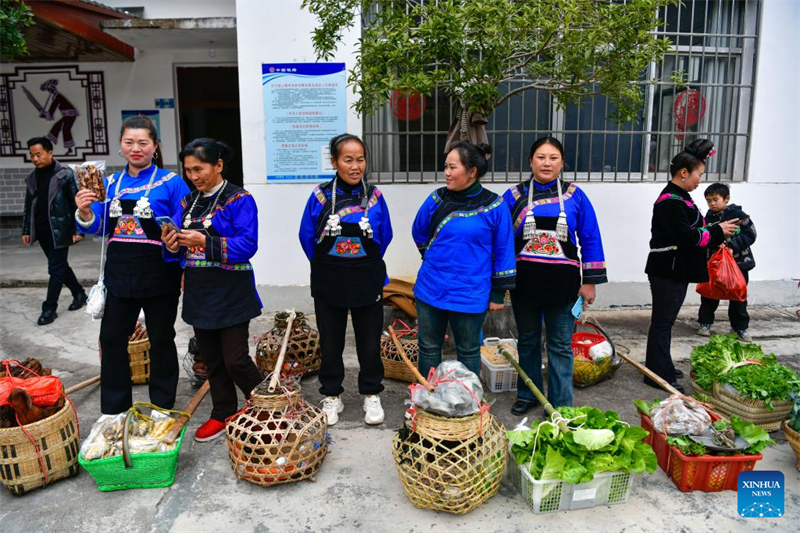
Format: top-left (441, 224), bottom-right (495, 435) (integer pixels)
top-left (363, 395), bottom-right (385, 425)
top-left (321, 395), bottom-right (385, 425)
top-left (321, 396), bottom-right (344, 425)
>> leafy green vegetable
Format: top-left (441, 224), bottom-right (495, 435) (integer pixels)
top-left (507, 406), bottom-right (657, 483)
top-left (633, 398), bottom-right (662, 417)
top-left (690, 334), bottom-right (799, 408)
top-left (666, 417), bottom-right (773, 456)
top-left (729, 416), bottom-right (774, 453)
top-left (666, 436), bottom-right (708, 457)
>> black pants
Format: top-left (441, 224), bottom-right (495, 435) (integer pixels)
top-left (37, 229), bottom-right (83, 312)
top-left (99, 291), bottom-right (180, 414)
top-left (698, 270), bottom-right (750, 331)
top-left (315, 298), bottom-right (384, 397)
top-left (194, 321), bottom-right (262, 421)
top-left (645, 275), bottom-right (688, 384)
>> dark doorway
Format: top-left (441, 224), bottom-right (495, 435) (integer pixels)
top-left (176, 66), bottom-right (242, 186)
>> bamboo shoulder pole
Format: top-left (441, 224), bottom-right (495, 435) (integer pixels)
top-left (268, 309), bottom-right (296, 393)
top-left (163, 380), bottom-right (210, 444)
top-left (498, 347), bottom-right (569, 433)
top-left (388, 325), bottom-right (434, 392)
top-left (64, 375), bottom-right (100, 395)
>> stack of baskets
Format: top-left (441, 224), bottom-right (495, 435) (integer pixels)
top-left (690, 378), bottom-right (793, 432)
top-left (572, 320), bottom-right (620, 388)
top-left (128, 324), bottom-right (150, 385)
top-left (0, 401), bottom-right (80, 496)
top-left (380, 320), bottom-right (418, 383)
top-left (392, 408), bottom-right (506, 514)
top-left (256, 312), bottom-right (321, 378)
top-left (226, 380), bottom-right (328, 486)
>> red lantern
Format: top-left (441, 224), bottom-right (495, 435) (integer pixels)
top-left (673, 89), bottom-right (706, 141)
top-left (391, 90), bottom-right (426, 121)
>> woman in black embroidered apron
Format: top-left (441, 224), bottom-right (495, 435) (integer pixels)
top-left (644, 139), bottom-right (738, 392)
top-left (163, 138), bottom-right (262, 442)
top-left (76, 115), bottom-right (190, 414)
top-left (298, 134), bottom-right (393, 426)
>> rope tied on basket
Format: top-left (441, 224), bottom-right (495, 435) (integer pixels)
top-left (407, 366), bottom-right (490, 437)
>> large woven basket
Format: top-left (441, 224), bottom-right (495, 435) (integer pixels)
top-left (256, 312), bottom-right (321, 377)
top-left (0, 401), bottom-right (80, 496)
top-left (783, 422), bottom-right (800, 472)
top-left (128, 338), bottom-right (150, 385)
top-left (226, 383), bottom-right (328, 487)
top-left (392, 408), bottom-right (507, 515)
top-left (690, 376), bottom-right (791, 432)
top-left (381, 331), bottom-right (419, 383)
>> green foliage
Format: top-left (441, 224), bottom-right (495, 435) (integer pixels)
top-left (789, 391), bottom-right (800, 432)
top-left (633, 398), bottom-right (662, 418)
top-left (0, 0), bottom-right (34, 61)
top-left (690, 334), bottom-right (800, 409)
top-left (666, 417), bottom-right (774, 457)
top-left (302, 0), bottom-right (676, 121)
top-left (507, 406), bottom-right (656, 484)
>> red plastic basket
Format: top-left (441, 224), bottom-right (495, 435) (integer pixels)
top-left (638, 412), bottom-right (761, 492)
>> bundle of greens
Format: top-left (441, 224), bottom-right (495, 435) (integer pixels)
top-left (665, 417), bottom-right (774, 457)
top-left (508, 406), bottom-right (657, 485)
top-left (690, 334), bottom-right (800, 409)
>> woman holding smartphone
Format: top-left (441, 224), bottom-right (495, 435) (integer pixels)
top-left (503, 137), bottom-right (607, 415)
top-left (162, 138), bottom-right (262, 442)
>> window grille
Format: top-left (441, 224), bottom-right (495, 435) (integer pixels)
top-left (364, 0), bottom-right (759, 183)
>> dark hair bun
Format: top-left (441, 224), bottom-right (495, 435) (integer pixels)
top-left (475, 143), bottom-right (492, 160)
top-left (684, 139), bottom-right (714, 161)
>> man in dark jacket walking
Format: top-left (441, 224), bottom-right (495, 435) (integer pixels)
top-left (21, 137), bottom-right (87, 325)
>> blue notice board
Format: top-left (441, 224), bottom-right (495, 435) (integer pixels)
top-left (262, 63), bottom-right (347, 183)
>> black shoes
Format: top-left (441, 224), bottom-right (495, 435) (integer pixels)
top-left (37, 309), bottom-right (58, 325)
top-left (68, 291), bottom-right (88, 311)
top-left (674, 369), bottom-right (685, 379)
top-left (643, 377), bottom-right (685, 394)
top-left (511, 399), bottom-right (538, 416)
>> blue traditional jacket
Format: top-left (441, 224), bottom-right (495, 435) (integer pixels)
top-left (412, 183), bottom-right (516, 313)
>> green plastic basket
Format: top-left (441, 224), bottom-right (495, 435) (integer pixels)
top-left (78, 426), bottom-right (186, 492)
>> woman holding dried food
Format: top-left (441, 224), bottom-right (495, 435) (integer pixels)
top-left (412, 141), bottom-right (516, 379)
top-left (644, 139), bottom-right (739, 392)
top-left (298, 134), bottom-right (393, 427)
top-left (75, 115), bottom-right (189, 415)
top-left (504, 136), bottom-right (607, 415)
top-left (162, 138), bottom-right (262, 442)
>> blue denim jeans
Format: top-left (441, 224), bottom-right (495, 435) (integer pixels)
top-left (511, 293), bottom-right (574, 408)
top-left (417, 299), bottom-right (486, 377)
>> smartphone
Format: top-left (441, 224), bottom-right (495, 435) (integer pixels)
top-left (156, 215), bottom-right (181, 233)
top-left (571, 296), bottom-right (584, 319)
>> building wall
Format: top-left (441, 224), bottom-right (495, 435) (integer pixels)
top-left (236, 0), bottom-right (800, 295)
top-left (100, 0), bottom-right (236, 19)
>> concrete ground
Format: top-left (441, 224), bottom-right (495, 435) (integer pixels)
top-left (0, 238), bottom-right (799, 532)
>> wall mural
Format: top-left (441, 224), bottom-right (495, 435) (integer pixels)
top-left (0, 65), bottom-right (109, 162)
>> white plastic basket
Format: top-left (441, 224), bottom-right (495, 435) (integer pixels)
top-left (480, 338), bottom-right (518, 392)
top-left (511, 463), bottom-right (634, 514)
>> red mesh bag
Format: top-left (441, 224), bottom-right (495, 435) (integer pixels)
top-left (696, 245), bottom-right (747, 302)
top-left (0, 361), bottom-right (63, 407)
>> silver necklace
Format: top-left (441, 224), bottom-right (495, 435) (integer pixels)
top-left (109, 166), bottom-right (158, 219)
top-left (324, 177), bottom-right (373, 238)
top-left (183, 180), bottom-right (228, 229)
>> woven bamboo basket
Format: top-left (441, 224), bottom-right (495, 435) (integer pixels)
top-left (256, 312), bottom-right (321, 377)
top-left (689, 376), bottom-right (791, 432)
top-left (225, 383), bottom-right (328, 487)
top-left (392, 408), bottom-right (507, 515)
top-left (784, 422), bottom-right (800, 472)
top-left (0, 401), bottom-right (80, 496)
top-left (128, 338), bottom-right (150, 385)
top-left (381, 332), bottom-right (419, 383)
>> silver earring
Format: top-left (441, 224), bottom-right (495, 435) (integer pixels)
top-left (118, 149), bottom-right (123, 157)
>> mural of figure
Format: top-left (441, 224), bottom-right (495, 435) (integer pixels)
top-left (39, 79), bottom-right (80, 155)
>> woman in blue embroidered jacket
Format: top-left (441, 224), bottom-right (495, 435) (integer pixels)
top-left (75, 115), bottom-right (189, 415)
top-left (162, 138), bottom-right (262, 442)
top-left (412, 142), bottom-right (516, 378)
top-left (644, 139), bottom-right (738, 392)
top-left (504, 137), bottom-right (607, 414)
top-left (298, 134), bottom-right (393, 427)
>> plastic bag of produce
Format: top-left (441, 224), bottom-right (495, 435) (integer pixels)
top-left (410, 360), bottom-right (484, 417)
top-left (588, 340), bottom-right (613, 361)
top-left (651, 395), bottom-right (712, 435)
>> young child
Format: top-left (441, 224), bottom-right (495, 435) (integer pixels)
top-left (697, 183), bottom-right (756, 342)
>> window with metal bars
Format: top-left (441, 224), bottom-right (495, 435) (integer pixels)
top-left (364, 0), bottom-right (758, 183)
